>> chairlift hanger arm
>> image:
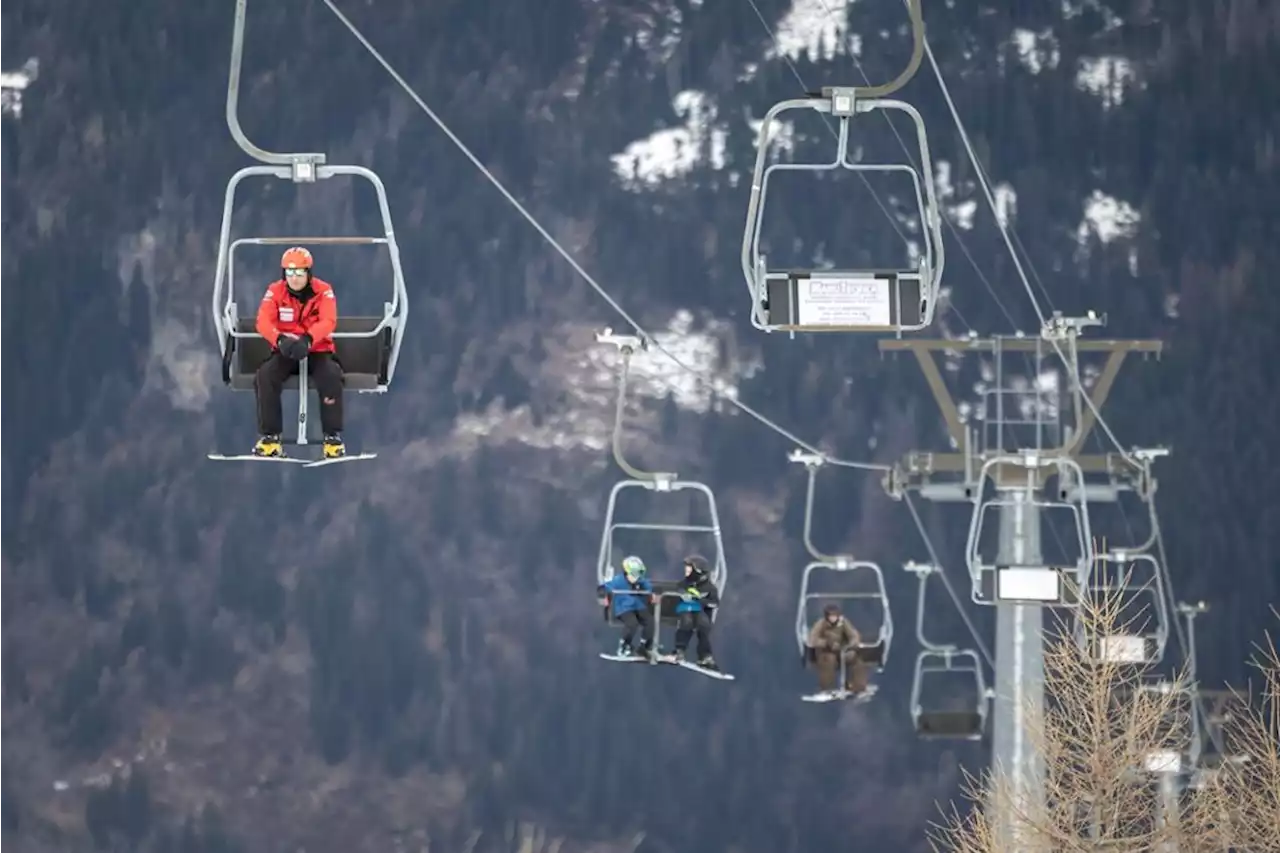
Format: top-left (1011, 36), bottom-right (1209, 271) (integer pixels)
top-left (227, 0), bottom-right (327, 166)
top-left (597, 329), bottom-right (674, 482)
top-left (861, 0), bottom-right (925, 100)
top-left (903, 561), bottom-right (960, 655)
top-left (788, 449), bottom-right (855, 564)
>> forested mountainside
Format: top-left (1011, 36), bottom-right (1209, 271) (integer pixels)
top-left (3, 0), bottom-right (1278, 851)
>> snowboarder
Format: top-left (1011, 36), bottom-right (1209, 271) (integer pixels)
top-left (597, 555), bottom-right (657, 658)
top-left (252, 246), bottom-right (346, 460)
top-left (806, 603), bottom-right (871, 697)
top-left (670, 554), bottom-right (720, 671)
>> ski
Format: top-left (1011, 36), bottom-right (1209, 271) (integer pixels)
top-left (207, 453), bottom-right (308, 465)
top-left (598, 653), bottom-right (654, 664)
top-left (303, 452), bottom-right (377, 468)
top-left (206, 452), bottom-right (376, 467)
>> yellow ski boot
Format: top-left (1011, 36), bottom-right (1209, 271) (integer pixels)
top-left (252, 434), bottom-right (284, 458)
top-left (322, 433), bottom-right (346, 459)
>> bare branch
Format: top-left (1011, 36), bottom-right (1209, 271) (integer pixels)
top-left (931, 557), bottom-right (1225, 852)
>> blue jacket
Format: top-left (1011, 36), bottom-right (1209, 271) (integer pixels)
top-left (674, 576), bottom-right (719, 615)
top-left (598, 574), bottom-right (653, 617)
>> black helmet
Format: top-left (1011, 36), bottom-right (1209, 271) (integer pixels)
top-left (823, 603), bottom-right (841, 619)
top-left (684, 554), bottom-right (710, 578)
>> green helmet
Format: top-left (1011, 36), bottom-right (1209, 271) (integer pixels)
top-left (621, 555), bottom-right (647, 579)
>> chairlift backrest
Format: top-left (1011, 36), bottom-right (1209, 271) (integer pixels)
top-left (595, 478), bottom-right (728, 598)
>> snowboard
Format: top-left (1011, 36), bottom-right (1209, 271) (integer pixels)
top-left (801, 684), bottom-right (878, 703)
top-left (598, 652), bottom-right (655, 664)
top-left (655, 654), bottom-right (735, 681)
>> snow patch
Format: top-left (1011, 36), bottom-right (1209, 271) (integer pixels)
top-left (630, 1), bottom-right (687, 66)
top-left (1009, 28), bottom-right (1060, 73)
top-left (590, 310), bottom-right (753, 414)
top-left (747, 115), bottom-right (797, 162)
top-left (611, 91), bottom-right (728, 191)
top-left (1077, 190), bottom-right (1140, 245)
top-left (993, 183), bottom-right (1018, 229)
top-left (1075, 56), bottom-right (1139, 109)
top-left (1, 58), bottom-right (38, 119)
top-left (934, 160), bottom-right (978, 231)
top-left (116, 227), bottom-right (214, 412)
top-left (428, 312), bottom-right (756, 461)
top-left (766, 0), bottom-right (860, 64)
top-left (1061, 0), bottom-right (1123, 31)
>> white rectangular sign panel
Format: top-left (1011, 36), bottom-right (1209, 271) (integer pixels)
top-left (795, 276), bottom-right (892, 326)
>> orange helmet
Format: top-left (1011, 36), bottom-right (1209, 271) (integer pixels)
top-left (281, 246), bottom-right (313, 270)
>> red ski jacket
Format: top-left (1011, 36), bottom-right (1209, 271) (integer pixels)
top-left (255, 278), bottom-right (339, 354)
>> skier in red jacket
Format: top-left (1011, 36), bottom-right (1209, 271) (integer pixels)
top-left (252, 246), bottom-right (345, 459)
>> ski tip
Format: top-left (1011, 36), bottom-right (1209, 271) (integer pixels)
top-left (303, 453), bottom-right (378, 468)
top-left (206, 453), bottom-right (308, 464)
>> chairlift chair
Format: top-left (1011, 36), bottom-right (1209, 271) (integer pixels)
top-left (596, 477), bottom-right (729, 630)
top-left (1076, 551), bottom-right (1170, 665)
top-left (209, 0), bottom-right (408, 466)
top-left (794, 559), bottom-right (893, 670)
top-left (965, 456), bottom-right (1094, 607)
top-left (207, 165), bottom-right (409, 465)
top-left (741, 86), bottom-right (945, 335)
top-left (904, 562), bottom-right (990, 739)
top-left (911, 648), bottom-right (989, 739)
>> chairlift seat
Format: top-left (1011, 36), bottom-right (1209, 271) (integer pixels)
top-left (221, 317), bottom-right (392, 391)
top-left (915, 711), bottom-right (985, 739)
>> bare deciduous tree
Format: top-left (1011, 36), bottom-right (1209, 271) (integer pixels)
top-left (1198, 611), bottom-right (1280, 852)
top-left (929, 574), bottom-right (1228, 852)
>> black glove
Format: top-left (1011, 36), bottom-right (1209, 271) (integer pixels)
top-left (277, 333), bottom-right (311, 360)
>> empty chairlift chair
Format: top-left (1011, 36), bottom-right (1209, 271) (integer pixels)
top-left (740, 85), bottom-right (945, 335)
top-left (904, 562), bottom-right (990, 740)
top-left (965, 456), bottom-right (1094, 607)
top-left (1076, 550), bottom-right (1170, 665)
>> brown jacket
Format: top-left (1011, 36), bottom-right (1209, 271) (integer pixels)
top-left (807, 615), bottom-right (860, 652)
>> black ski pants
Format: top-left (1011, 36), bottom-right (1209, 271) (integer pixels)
top-left (255, 351), bottom-right (345, 435)
top-left (618, 610), bottom-right (654, 650)
top-left (675, 610), bottom-right (713, 658)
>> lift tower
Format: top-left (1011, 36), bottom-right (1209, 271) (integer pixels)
top-left (879, 312), bottom-right (1164, 849)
